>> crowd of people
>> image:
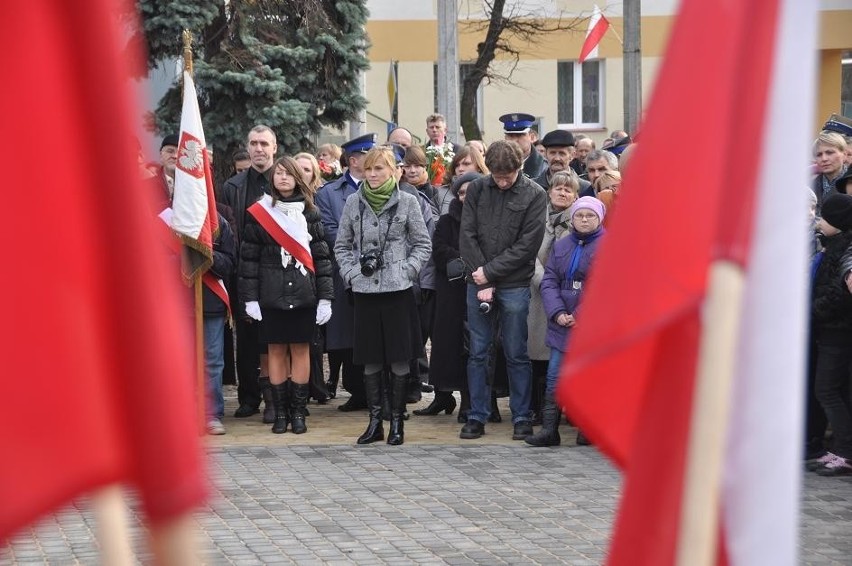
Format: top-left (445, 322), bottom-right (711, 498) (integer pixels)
top-left (147, 110), bottom-right (852, 466)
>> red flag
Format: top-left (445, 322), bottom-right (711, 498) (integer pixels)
top-left (171, 70), bottom-right (219, 282)
top-left (0, 0), bottom-right (206, 543)
top-left (557, 0), bottom-right (814, 564)
top-left (578, 5), bottom-right (610, 63)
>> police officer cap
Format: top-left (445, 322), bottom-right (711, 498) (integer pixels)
top-left (341, 133), bottom-right (377, 154)
top-left (540, 129), bottom-right (575, 148)
top-left (160, 134), bottom-right (179, 149)
top-left (823, 114), bottom-right (852, 138)
top-left (499, 113), bottom-right (536, 134)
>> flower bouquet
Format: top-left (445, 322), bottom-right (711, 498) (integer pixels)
top-left (319, 159), bottom-right (343, 182)
top-left (425, 143), bottom-right (455, 186)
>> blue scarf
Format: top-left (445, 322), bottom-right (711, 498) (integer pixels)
top-left (566, 227), bottom-right (604, 282)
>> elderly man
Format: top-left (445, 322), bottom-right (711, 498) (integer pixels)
top-left (581, 149), bottom-right (619, 197)
top-left (500, 113), bottom-right (548, 179)
top-left (571, 135), bottom-right (594, 176)
top-left (458, 140), bottom-right (547, 441)
top-left (388, 126), bottom-right (414, 150)
top-left (533, 129), bottom-right (592, 196)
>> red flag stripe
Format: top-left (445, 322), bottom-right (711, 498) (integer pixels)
top-left (247, 202), bottom-right (315, 273)
top-left (578, 13), bottom-right (610, 63)
top-left (202, 272), bottom-right (232, 320)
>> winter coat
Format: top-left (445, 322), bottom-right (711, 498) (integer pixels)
top-left (528, 205), bottom-right (572, 360)
top-left (429, 197), bottom-right (468, 391)
top-left (315, 173), bottom-right (360, 349)
top-left (239, 195), bottom-right (333, 312)
top-left (400, 181), bottom-right (437, 293)
top-left (460, 174), bottom-right (547, 289)
top-left (523, 148), bottom-right (548, 180)
top-left (540, 226), bottom-right (605, 352)
top-left (434, 186), bottom-right (454, 216)
top-left (220, 168), bottom-right (272, 240)
top-left (812, 230), bottom-right (852, 345)
top-left (334, 185), bottom-right (432, 294)
top-left (203, 212), bottom-right (236, 317)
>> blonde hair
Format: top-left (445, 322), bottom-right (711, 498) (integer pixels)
top-left (814, 132), bottom-right (848, 155)
top-left (294, 152), bottom-right (322, 194)
top-left (593, 170), bottom-right (622, 194)
top-left (363, 146), bottom-right (398, 171)
top-left (317, 143), bottom-right (342, 161)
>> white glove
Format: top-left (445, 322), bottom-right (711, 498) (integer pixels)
top-left (316, 299), bottom-right (332, 325)
top-left (245, 301), bottom-right (262, 321)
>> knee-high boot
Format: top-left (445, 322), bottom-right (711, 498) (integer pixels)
top-left (270, 382), bottom-right (290, 434)
top-left (387, 373), bottom-right (408, 445)
top-left (357, 371), bottom-right (384, 444)
top-left (524, 392), bottom-right (561, 446)
top-left (290, 382), bottom-right (309, 434)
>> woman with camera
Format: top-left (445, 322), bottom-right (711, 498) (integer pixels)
top-left (334, 146), bottom-right (432, 445)
top-left (240, 156), bottom-right (334, 435)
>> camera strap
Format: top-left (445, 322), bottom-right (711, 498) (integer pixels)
top-left (359, 199), bottom-right (398, 262)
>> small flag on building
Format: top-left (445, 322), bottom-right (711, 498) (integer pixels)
top-left (578, 5), bottom-right (611, 63)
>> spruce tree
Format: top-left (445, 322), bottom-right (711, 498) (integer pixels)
top-left (132, 0), bottom-right (370, 180)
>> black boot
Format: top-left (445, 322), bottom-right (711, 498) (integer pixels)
top-left (406, 370), bottom-right (422, 404)
top-left (388, 373), bottom-right (408, 445)
top-left (382, 371), bottom-right (392, 421)
top-left (270, 382), bottom-right (290, 434)
top-left (414, 391), bottom-right (457, 416)
top-left (259, 376), bottom-right (275, 424)
top-left (357, 371), bottom-right (384, 444)
top-left (457, 389), bottom-right (471, 424)
top-left (525, 392), bottom-right (561, 447)
top-left (290, 382), bottom-right (309, 434)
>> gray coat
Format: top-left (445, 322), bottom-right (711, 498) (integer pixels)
top-left (528, 206), bottom-right (572, 360)
top-left (334, 186), bottom-right (432, 294)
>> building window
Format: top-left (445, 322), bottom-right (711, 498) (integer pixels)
top-left (557, 60), bottom-right (604, 128)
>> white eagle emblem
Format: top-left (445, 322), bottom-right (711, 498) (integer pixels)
top-left (178, 140), bottom-right (205, 173)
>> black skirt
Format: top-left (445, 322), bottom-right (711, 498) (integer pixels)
top-left (353, 289), bottom-right (423, 365)
top-left (258, 306), bottom-right (316, 344)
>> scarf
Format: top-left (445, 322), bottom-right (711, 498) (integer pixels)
top-left (362, 177), bottom-right (396, 212)
top-left (273, 198), bottom-right (309, 274)
top-left (565, 226), bottom-right (604, 282)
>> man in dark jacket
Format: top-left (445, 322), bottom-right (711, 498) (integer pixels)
top-left (204, 212), bottom-right (236, 434)
top-left (458, 140), bottom-right (547, 441)
top-left (219, 124), bottom-right (277, 419)
top-left (533, 129), bottom-right (592, 195)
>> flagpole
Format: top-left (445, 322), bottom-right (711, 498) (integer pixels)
top-left (676, 261), bottom-right (745, 566)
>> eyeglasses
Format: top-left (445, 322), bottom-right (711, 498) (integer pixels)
top-left (573, 212), bottom-right (599, 221)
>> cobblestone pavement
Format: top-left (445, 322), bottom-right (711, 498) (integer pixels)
top-left (4, 389), bottom-right (852, 565)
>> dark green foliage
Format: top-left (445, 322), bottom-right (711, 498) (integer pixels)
top-left (133, 0), bottom-right (370, 180)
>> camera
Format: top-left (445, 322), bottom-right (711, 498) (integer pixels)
top-left (359, 251), bottom-right (383, 277)
top-left (479, 301), bottom-right (492, 314)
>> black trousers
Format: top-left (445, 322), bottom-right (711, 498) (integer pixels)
top-left (805, 336), bottom-right (828, 457)
top-left (329, 348), bottom-right (365, 402)
top-left (235, 317), bottom-right (262, 408)
top-left (814, 341), bottom-right (852, 459)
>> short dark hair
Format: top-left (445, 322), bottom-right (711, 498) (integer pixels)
top-left (232, 149), bottom-right (249, 162)
top-left (485, 140), bottom-right (523, 174)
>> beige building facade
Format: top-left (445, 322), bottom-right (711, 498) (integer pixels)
top-left (355, 0), bottom-right (852, 146)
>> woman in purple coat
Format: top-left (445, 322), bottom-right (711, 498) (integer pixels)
top-left (525, 196), bottom-right (606, 446)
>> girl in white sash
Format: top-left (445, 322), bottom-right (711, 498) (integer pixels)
top-left (239, 157), bottom-right (334, 434)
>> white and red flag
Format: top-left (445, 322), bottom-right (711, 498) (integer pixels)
top-left (557, 0), bottom-right (815, 564)
top-left (171, 69), bottom-right (219, 282)
top-left (247, 195), bottom-right (315, 273)
top-left (578, 5), bottom-right (610, 63)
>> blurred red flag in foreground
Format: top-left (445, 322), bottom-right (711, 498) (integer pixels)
top-left (557, 0), bottom-right (814, 564)
top-left (0, 0), bottom-right (207, 542)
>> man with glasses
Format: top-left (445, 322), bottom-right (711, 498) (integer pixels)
top-left (458, 140), bottom-right (547, 440)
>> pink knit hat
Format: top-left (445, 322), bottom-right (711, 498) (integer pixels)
top-left (568, 196), bottom-right (606, 222)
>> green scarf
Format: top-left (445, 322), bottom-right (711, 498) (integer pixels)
top-left (362, 177), bottom-right (396, 212)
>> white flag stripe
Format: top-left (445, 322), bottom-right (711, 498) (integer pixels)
top-left (722, 0), bottom-right (816, 564)
top-left (171, 71), bottom-right (209, 240)
top-left (256, 195), bottom-right (313, 255)
top-left (584, 5), bottom-right (603, 60)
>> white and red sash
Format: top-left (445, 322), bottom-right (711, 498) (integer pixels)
top-left (159, 207), bottom-right (232, 320)
top-left (247, 195), bottom-right (314, 273)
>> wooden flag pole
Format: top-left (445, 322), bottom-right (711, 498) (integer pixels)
top-left (675, 260), bottom-right (745, 566)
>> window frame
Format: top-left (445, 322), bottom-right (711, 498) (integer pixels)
top-left (557, 59), bottom-right (605, 129)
